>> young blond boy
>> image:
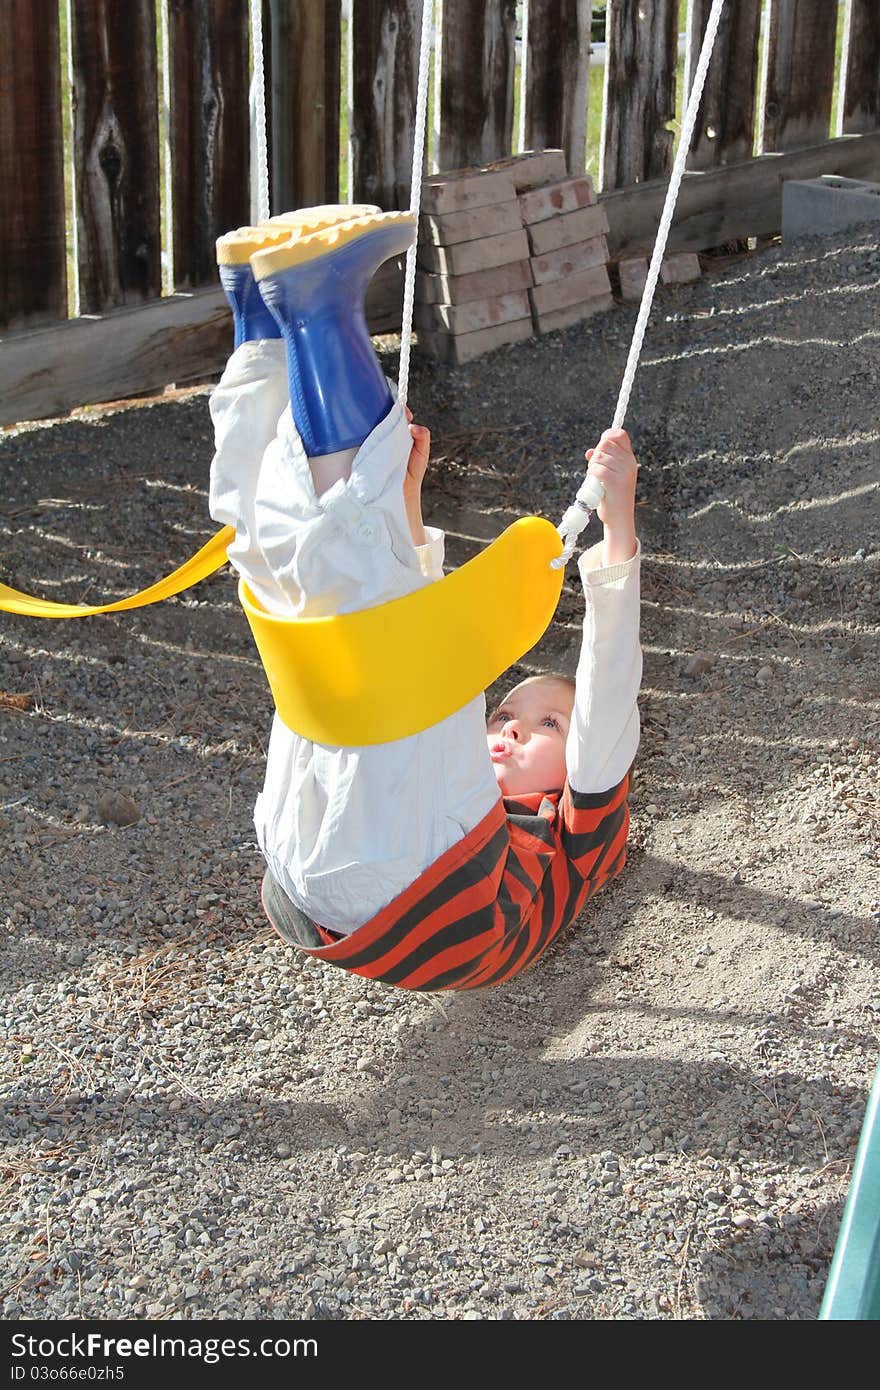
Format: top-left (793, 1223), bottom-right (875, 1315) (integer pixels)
top-left (209, 208), bottom-right (641, 990)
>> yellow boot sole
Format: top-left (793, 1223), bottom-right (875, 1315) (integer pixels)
top-left (216, 204), bottom-right (383, 267)
top-left (251, 210), bottom-right (415, 280)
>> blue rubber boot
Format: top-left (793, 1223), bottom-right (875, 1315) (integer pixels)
top-left (251, 212), bottom-right (416, 457)
top-left (216, 209), bottom-right (381, 348)
top-left (217, 227), bottom-right (290, 347)
top-left (218, 262), bottom-right (282, 348)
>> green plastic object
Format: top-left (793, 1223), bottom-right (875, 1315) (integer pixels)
top-left (820, 1060), bottom-right (880, 1319)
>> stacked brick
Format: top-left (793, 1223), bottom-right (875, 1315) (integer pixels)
top-left (414, 150), bottom-right (614, 365)
top-left (520, 174), bottom-right (613, 333)
top-left (616, 252), bottom-right (702, 303)
top-left (414, 163), bottom-right (535, 365)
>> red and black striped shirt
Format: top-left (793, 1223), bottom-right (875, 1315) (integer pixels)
top-left (261, 773), bottom-right (630, 992)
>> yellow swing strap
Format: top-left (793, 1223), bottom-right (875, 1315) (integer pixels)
top-left (239, 515), bottom-right (564, 746)
top-left (0, 526), bottom-right (234, 618)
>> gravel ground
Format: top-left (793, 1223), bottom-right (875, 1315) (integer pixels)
top-left (1, 224), bottom-right (878, 1322)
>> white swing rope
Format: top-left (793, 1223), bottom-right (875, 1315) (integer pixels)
top-left (250, 0), bottom-right (271, 223)
top-left (553, 0), bottom-right (727, 568)
top-left (248, 0), bottom-right (428, 392)
top-left (397, 0), bottom-right (435, 410)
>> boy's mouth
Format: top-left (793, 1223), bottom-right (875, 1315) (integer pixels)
top-left (489, 739), bottom-right (511, 761)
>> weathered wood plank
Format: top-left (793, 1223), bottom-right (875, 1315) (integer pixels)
top-left (438, 1), bottom-right (517, 172)
top-left (169, 0), bottom-right (251, 289)
top-left (523, 0), bottom-right (592, 175)
top-left (684, 0), bottom-right (761, 169)
top-left (0, 0), bottom-right (67, 331)
top-left (365, 256), bottom-right (405, 333)
top-left (601, 0), bottom-right (678, 191)
top-left (0, 290), bottom-right (231, 427)
top-left (602, 130), bottom-right (880, 258)
top-left (70, 0), bottom-right (161, 313)
top-left (323, 0), bottom-right (342, 201)
top-left (839, 0), bottom-right (880, 136)
top-left (270, 0), bottom-right (341, 211)
top-left (0, 277), bottom-right (404, 427)
top-left (350, 0), bottom-right (420, 208)
top-left (760, 0), bottom-right (838, 153)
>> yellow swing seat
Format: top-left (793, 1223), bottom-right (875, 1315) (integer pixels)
top-left (1, 516), bottom-right (563, 746)
top-left (239, 514), bottom-right (564, 745)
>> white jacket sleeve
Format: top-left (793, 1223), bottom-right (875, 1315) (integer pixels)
top-left (565, 543), bottom-right (642, 795)
top-left (207, 339), bottom-right (289, 613)
top-left (413, 525), bottom-right (445, 581)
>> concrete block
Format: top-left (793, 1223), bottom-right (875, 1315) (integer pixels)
top-left (416, 317), bottom-right (533, 365)
top-left (484, 149), bottom-right (568, 191)
top-left (530, 236), bottom-right (609, 285)
top-left (418, 228), bottom-right (530, 277)
top-left (420, 200), bottom-right (522, 246)
top-left (534, 295), bottom-right (614, 335)
top-left (782, 174), bottom-right (880, 243)
top-left (618, 257), bottom-right (649, 302)
top-left (421, 167), bottom-right (517, 215)
top-left (415, 260), bottom-right (533, 305)
top-left (519, 176), bottom-right (596, 224)
top-left (527, 204), bottom-right (610, 256)
top-left (413, 290), bottom-right (531, 335)
top-left (660, 253), bottom-right (701, 285)
top-left (529, 266), bottom-right (611, 316)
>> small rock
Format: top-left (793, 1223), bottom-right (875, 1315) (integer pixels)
top-left (97, 790), bottom-right (140, 827)
top-left (685, 652), bottom-right (717, 677)
top-left (574, 1253), bottom-right (601, 1270)
top-left (755, 665), bottom-right (774, 686)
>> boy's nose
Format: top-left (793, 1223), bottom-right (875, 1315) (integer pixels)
top-left (503, 718), bottom-right (525, 741)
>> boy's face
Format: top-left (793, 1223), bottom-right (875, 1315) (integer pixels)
top-left (486, 676), bottom-right (574, 797)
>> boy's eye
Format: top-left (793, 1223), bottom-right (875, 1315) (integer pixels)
top-left (542, 716), bottom-right (561, 731)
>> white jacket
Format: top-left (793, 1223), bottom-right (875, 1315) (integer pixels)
top-left (209, 341), bottom-right (641, 933)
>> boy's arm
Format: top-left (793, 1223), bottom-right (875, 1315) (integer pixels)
top-left (565, 429), bottom-right (642, 795)
top-left (403, 415), bottom-right (430, 548)
top-left (566, 548), bottom-right (642, 794)
top-left (403, 413), bottom-right (449, 580)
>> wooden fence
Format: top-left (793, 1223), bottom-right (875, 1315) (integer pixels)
top-left (2, 0), bottom-right (879, 425)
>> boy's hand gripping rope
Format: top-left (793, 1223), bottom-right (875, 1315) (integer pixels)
top-left (552, 0), bottom-right (727, 569)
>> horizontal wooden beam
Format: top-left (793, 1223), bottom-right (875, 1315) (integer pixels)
top-left (0, 288), bottom-right (231, 427)
top-left (602, 131), bottom-right (880, 258)
top-left (5, 131), bottom-right (878, 426)
top-left (0, 266), bottom-right (407, 427)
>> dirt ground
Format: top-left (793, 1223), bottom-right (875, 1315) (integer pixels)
top-left (1, 223), bottom-right (878, 1321)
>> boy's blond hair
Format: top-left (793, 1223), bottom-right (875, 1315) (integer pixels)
top-left (506, 671), bottom-right (576, 699)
